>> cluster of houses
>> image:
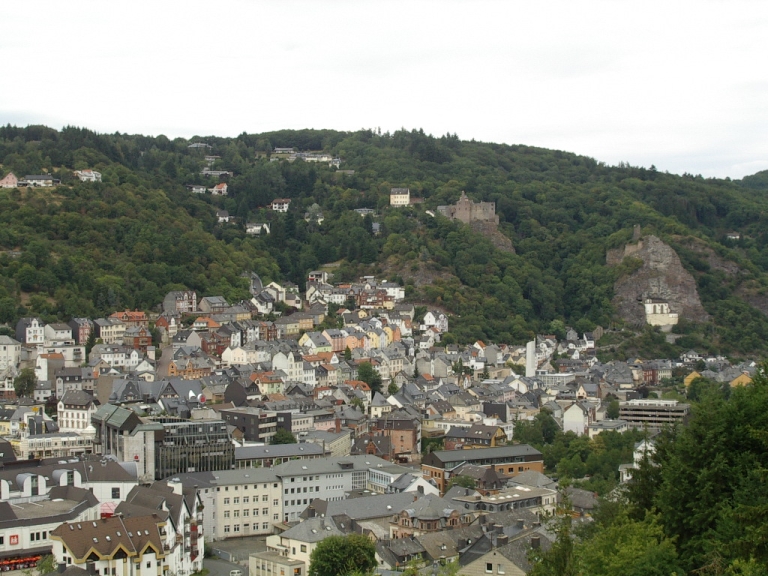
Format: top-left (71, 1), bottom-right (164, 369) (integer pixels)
top-left (0, 270), bottom-right (760, 575)
top-left (0, 170), bottom-right (101, 188)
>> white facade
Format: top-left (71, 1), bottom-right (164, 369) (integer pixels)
top-left (389, 188), bottom-right (410, 207)
top-left (75, 169), bottom-right (102, 182)
top-left (0, 336), bottom-right (21, 371)
top-left (644, 298), bottom-right (679, 329)
top-left (177, 469), bottom-right (283, 541)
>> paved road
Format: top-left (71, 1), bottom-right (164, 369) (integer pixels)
top-left (156, 343), bottom-right (172, 378)
top-left (204, 558), bottom-right (249, 576)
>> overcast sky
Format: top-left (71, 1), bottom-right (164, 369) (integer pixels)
top-left (2, 1), bottom-right (766, 179)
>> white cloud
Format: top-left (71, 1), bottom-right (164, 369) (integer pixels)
top-left (0, 0), bottom-right (766, 178)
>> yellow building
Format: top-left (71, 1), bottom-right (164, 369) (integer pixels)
top-left (684, 371), bottom-right (701, 387)
top-left (730, 372), bottom-right (752, 387)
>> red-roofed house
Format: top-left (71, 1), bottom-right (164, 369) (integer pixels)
top-left (209, 182), bottom-right (228, 195)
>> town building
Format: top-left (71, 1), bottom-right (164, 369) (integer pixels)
top-left (619, 399), bottom-right (690, 430)
top-left (421, 446), bottom-right (544, 495)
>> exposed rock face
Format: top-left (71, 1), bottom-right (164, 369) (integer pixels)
top-left (470, 221), bottom-right (515, 253)
top-left (607, 235), bottom-right (710, 325)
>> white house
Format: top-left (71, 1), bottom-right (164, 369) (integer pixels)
top-left (389, 187), bottom-right (411, 207)
top-left (246, 222), bottom-right (270, 235)
top-left (57, 390), bottom-right (100, 433)
top-left (75, 169), bottom-right (102, 182)
top-left (0, 335), bottom-right (21, 371)
top-left (563, 402), bottom-right (590, 436)
top-left (271, 198), bottom-right (291, 212)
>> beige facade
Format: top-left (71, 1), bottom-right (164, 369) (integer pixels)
top-left (250, 550), bottom-right (304, 576)
top-left (390, 187), bottom-right (410, 206)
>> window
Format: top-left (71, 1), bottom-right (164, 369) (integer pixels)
top-left (485, 563), bottom-right (493, 574)
top-left (498, 564), bottom-right (505, 575)
top-left (112, 487), bottom-right (120, 499)
top-left (243, 509), bottom-right (249, 517)
top-left (224, 525), bottom-right (231, 533)
top-left (224, 511), bottom-right (230, 518)
top-left (224, 498), bottom-right (230, 505)
top-left (300, 545), bottom-right (307, 553)
top-left (243, 497), bottom-right (249, 503)
top-left (146, 563), bottom-right (151, 569)
top-left (262, 495), bottom-right (268, 502)
top-left (234, 497), bottom-right (240, 504)
top-left (234, 524), bottom-right (240, 533)
top-left (254, 508), bottom-right (259, 516)
top-left (262, 522), bottom-right (268, 530)
top-left (273, 499), bottom-right (278, 506)
top-left (273, 514), bottom-right (279, 520)
top-left (263, 508), bottom-right (268, 515)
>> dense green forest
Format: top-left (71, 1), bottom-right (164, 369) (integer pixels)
top-left (530, 364), bottom-right (768, 576)
top-left (2, 124), bottom-right (768, 357)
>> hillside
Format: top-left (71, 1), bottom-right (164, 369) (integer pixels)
top-left (2, 125), bottom-right (768, 357)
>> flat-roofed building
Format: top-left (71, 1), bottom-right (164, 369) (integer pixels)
top-left (619, 399), bottom-right (690, 430)
top-left (421, 445), bottom-right (544, 495)
top-left (168, 468), bottom-right (283, 540)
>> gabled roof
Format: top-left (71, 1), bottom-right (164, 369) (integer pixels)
top-left (50, 514), bottom-right (165, 561)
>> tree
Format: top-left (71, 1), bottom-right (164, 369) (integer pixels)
top-left (387, 382), bottom-right (399, 395)
top-left (529, 490), bottom-right (577, 576)
top-left (308, 534), bottom-right (376, 576)
top-left (574, 511), bottom-right (682, 575)
top-left (344, 346), bottom-right (352, 361)
top-left (36, 554), bottom-right (55, 576)
top-left (447, 475), bottom-right (477, 490)
top-left (271, 428), bottom-right (297, 445)
top-left (356, 361), bottom-right (382, 395)
top-left (606, 399), bottom-right (620, 419)
top-left (13, 368), bottom-right (37, 398)
top-left (654, 361), bottom-right (768, 571)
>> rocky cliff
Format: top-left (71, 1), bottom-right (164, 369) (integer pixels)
top-left (470, 221), bottom-right (515, 253)
top-left (607, 235), bottom-right (709, 325)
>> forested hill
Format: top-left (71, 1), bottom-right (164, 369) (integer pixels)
top-left (1, 124), bottom-right (768, 357)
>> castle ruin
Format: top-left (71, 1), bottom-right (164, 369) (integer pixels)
top-left (437, 191), bottom-right (499, 225)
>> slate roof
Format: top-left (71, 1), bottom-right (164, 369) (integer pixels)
top-left (50, 514), bottom-right (165, 561)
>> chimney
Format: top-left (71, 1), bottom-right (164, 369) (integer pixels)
top-left (496, 534), bottom-right (509, 547)
top-left (335, 418), bottom-right (341, 433)
top-left (493, 524), bottom-right (504, 534)
top-left (516, 519), bottom-right (525, 530)
top-left (457, 538), bottom-right (467, 549)
top-left (86, 562), bottom-right (97, 575)
top-left (57, 564), bottom-right (66, 574)
top-left (531, 536), bottom-right (540, 549)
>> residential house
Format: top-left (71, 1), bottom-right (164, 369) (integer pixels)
top-left (390, 187), bottom-right (411, 207)
top-left (0, 172), bottom-right (18, 188)
top-left (74, 169), bottom-right (102, 182)
top-left (15, 317), bottom-right (45, 345)
top-left (0, 335), bottom-right (21, 371)
top-left (163, 290), bottom-right (198, 314)
top-left (67, 318), bottom-right (94, 345)
top-left (209, 182), bottom-right (228, 195)
top-left (109, 309), bottom-right (149, 328)
top-left (271, 198), bottom-right (291, 212)
top-left (57, 390), bottom-right (100, 432)
top-left (246, 222), bottom-right (271, 235)
top-left (93, 317), bottom-right (126, 344)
